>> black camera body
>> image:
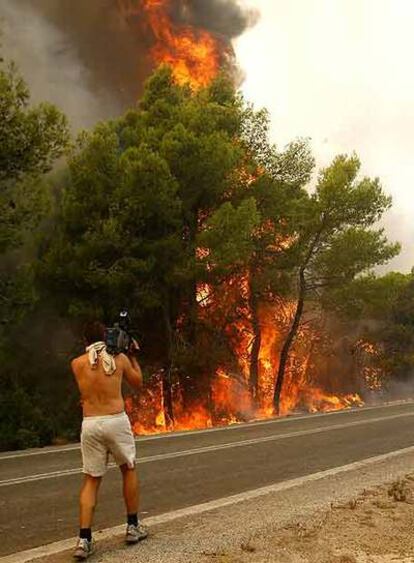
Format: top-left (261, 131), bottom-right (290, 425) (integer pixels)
top-left (105, 310), bottom-right (136, 356)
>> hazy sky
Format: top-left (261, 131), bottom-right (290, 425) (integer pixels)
top-left (235, 0), bottom-right (414, 272)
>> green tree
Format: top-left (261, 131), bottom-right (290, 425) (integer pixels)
top-left (380, 275), bottom-right (414, 382)
top-left (241, 108), bottom-right (315, 399)
top-left (187, 101), bottom-right (315, 405)
top-left (0, 56), bottom-right (70, 450)
top-left (0, 55), bottom-right (69, 319)
top-left (0, 58), bottom-right (69, 253)
top-left (222, 105), bottom-right (315, 401)
top-left (325, 271), bottom-right (410, 320)
top-left (273, 154), bottom-right (400, 413)
top-left (37, 67), bottom-right (259, 423)
top-left (331, 271), bottom-right (414, 389)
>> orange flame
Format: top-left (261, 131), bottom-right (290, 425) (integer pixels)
top-left (118, 0), bottom-right (224, 89)
top-left (125, 281), bottom-right (366, 436)
top-left (356, 339), bottom-right (384, 391)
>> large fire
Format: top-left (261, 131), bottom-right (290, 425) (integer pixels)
top-left (125, 285), bottom-right (365, 435)
top-left (118, 0), bottom-right (368, 434)
top-left (118, 0), bottom-right (225, 89)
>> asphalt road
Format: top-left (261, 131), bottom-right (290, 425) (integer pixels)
top-left (1, 402), bottom-right (414, 557)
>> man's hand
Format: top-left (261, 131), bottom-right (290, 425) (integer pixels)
top-left (128, 338), bottom-right (140, 356)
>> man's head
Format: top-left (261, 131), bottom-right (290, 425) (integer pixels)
top-left (83, 321), bottom-right (106, 346)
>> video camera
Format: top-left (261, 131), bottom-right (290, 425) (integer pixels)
top-left (104, 310), bottom-right (139, 356)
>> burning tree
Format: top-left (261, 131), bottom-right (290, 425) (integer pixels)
top-left (272, 155), bottom-right (400, 413)
top-left (36, 62), bottom-right (399, 432)
top-left (38, 67), bottom-right (255, 426)
top-left (17, 0), bottom-right (399, 438)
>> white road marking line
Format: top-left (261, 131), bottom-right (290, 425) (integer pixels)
top-left (3, 443), bottom-right (414, 563)
top-left (0, 401), bottom-right (411, 461)
top-left (1, 410), bottom-right (413, 487)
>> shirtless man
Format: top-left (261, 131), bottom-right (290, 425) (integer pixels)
top-left (71, 321), bottom-right (147, 560)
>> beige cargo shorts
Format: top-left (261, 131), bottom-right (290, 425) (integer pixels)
top-left (81, 412), bottom-right (136, 477)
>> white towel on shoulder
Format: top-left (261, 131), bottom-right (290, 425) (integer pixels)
top-left (86, 341), bottom-right (116, 376)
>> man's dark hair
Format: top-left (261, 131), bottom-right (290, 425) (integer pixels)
top-left (83, 321), bottom-right (106, 345)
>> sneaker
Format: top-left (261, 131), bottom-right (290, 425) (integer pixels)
top-left (126, 522), bottom-right (148, 544)
top-left (73, 537), bottom-right (95, 560)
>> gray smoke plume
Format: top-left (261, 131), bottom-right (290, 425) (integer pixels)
top-left (172, 0), bottom-right (258, 40)
top-left (0, 0), bottom-right (152, 129)
top-left (0, 0), bottom-right (257, 130)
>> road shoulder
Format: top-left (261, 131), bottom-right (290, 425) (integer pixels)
top-left (9, 446), bottom-right (414, 563)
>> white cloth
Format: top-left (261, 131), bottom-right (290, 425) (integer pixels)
top-left (86, 341), bottom-right (116, 376)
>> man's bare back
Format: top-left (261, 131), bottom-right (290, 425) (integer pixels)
top-left (72, 353), bottom-right (143, 417)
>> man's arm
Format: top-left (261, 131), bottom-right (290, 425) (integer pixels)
top-left (70, 358), bottom-right (84, 407)
top-left (71, 358), bottom-right (80, 385)
top-left (121, 354), bottom-right (143, 390)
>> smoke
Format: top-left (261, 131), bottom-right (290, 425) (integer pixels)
top-left (0, 0), bottom-right (151, 129)
top-left (0, 0), bottom-right (258, 130)
top-left (171, 0), bottom-right (258, 40)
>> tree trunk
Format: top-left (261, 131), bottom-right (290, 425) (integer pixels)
top-left (273, 225), bottom-right (325, 415)
top-left (187, 213), bottom-right (199, 347)
top-left (273, 268), bottom-right (306, 414)
top-left (162, 301), bottom-right (175, 427)
top-left (248, 282), bottom-right (261, 403)
top-left (188, 276), bottom-right (198, 346)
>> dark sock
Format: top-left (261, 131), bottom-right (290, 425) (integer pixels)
top-left (80, 528), bottom-right (92, 542)
top-left (127, 513), bottom-right (138, 527)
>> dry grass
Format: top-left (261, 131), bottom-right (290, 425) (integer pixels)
top-left (202, 476), bottom-right (414, 562)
